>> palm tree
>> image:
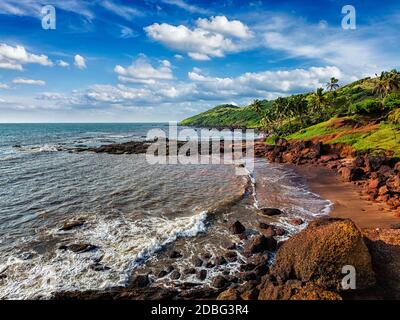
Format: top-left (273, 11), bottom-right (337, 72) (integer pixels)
top-left (288, 95), bottom-right (308, 126)
top-left (374, 70), bottom-right (400, 99)
top-left (326, 77), bottom-right (340, 91)
top-left (251, 99), bottom-right (263, 116)
top-left (309, 88), bottom-right (326, 119)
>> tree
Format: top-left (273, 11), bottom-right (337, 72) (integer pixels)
top-left (288, 94), bottom-right (308, 126)
top-left (251, 99), bottom-right (263, 117)
top-left (326, 77), bottom-right (340, 91)
top-left (373, 70), bottom-right (400, 99)
top-left (308, 88), bottom-right (326, 119)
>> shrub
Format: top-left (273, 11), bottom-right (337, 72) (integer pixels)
top-left (388, 108), bottom-right (400, 125)
top-left (349, 98), bottom-right (380, 114)
top-left (384, 92), bottom-right (400, 110)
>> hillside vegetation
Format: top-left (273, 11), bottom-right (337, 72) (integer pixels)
top-left (180, 70), bottom-right (400, 157)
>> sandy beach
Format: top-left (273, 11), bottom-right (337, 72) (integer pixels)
top-left (289, 164), bottom-right (400, 229)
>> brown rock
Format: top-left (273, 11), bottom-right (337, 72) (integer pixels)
top-left (59, 243), bottom-right (97, 253)
top-left (217, 288), bottom-right (241, 300)
top-left (225, 251), bottom-right (237, 262)
top-left (271, 217), bottom-right (375, 291)
top-left (244, 235), bottom-right (277, 254)
top-left (193, 257), bottom-right (203, 267)
top-left (229, 220), bottom-right (246, 234)
top-left (130, 274), bottom-right (149, 288)
top-left (169, 250), bottom-right (182, 259)
top-left (60, 218), bottom-right (85, 231)
top-left (259, 208), bottom-right (283, 216)
top-left (212, 275), bottom-right (228, 289)
top-left (288, 218), bottom-right (304, 226)
top-left (340, 166), bottom-right (365, 182)
top-left (214, 256), bottom-right (227, 266)
top-left (196, 269), bottom-right (207, 281)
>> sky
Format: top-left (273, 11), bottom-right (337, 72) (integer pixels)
top-left (0, 0), bottom-right (399, 123)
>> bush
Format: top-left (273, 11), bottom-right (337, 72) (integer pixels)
top-left (349, 98), bottom-right (380, 114)
top-left (384, 92), bottom-right (400, 110)
top-left (388, 108), bottom-right (400, 125)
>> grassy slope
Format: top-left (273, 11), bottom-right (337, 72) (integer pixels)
top-left (179, 102), bottom-right (273, 128)
top-left (180, 76), bottom-right (400, 157)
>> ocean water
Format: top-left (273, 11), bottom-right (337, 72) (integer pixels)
top-left (0, 123), bottom-right (332, 299)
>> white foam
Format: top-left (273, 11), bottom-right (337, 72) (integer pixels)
top-left (0, 211), bottom-right (208, 300)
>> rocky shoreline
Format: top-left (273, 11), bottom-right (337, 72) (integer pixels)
top-left (53, 136), bottom-right (400, 300)
top-left (256, 138), bottom-right (400, 213)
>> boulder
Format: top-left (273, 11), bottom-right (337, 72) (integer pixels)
top-left (288, 218), bottom-right (304, 226)
top-left (196, 269), bottom-right (207, 281)
top-left (339, 166), bottom-right (365, 182)
top-left (59, 243), bottom-right (97, 253)
top-left (271, 217), bottom-right (375, 291)
top-left (259, 208), bottom-right (283, 216)
top-left (60, 218), bottom-right (85, 231)
top-left (229, 220), bottom-right (246, 234)
top-left (169, 250), bottom-right (182, 259)
top-left (130, 274), bottom-right (149, 288)
top-left (244, 235), bottom-right (277, 254)
top-left (217, 288), bottom-right (241, 300)
top-left (212, 275), bottom-right (228, 289)
top-left (225, 251), bottom-right (238, 262)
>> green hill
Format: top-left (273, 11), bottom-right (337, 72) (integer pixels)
top-left (180, 71), bottom-right (400, 157)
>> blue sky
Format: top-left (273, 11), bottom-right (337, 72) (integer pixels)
top-left (0, 0), bottom-right (399, 122)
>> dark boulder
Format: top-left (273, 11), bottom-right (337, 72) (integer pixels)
top-left (229, 220), bottom-right (246, 234)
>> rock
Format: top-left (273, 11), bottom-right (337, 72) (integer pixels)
top-left (214, 256), bottom-right (227, 266)
top-left (202, 252), bottom-right (212, 260)
top-left (288, 218), bottom-right (304, 226)
top-left (229, 220), bottom-right (245, 234)
top-left (169, 250), bottom-right (182, 259)
top-left (244, 235), bottom-right (277, 254)
top-left (352, 156), bottom-right (365, 167)
top-left (59, 243), bottom-right (97, 253)
top-left (60, 218), bottom-right (85, 231)
top-left (205, 261), bottom-right (215, 268)
top-left (394, 162), bottom-right (400, 173)
top-left (387, 175), bottom-right (400, 193)
top-left (240, 288), bottom-right (259, 300)
top-left (239, 272), bottom-right (257, 281)
top-left (225, 251), bottom-right (237, 262)
top-left (260, 225), bottom-right (275, 238)
top-left (365, 155), bottom-right (387, 173)
top-left (390, 223), bottom-right (400, 230)
top-left (183, 268), bottom-right (196, 275)
top-left (271, 217), bottom-right (375, 291)
top-left (157, 270), bottom-right (168, 278)
top-left (258, 222), bottom-right (269, 229)
top-left (90, 263), bottom-right (110, 272)
top-left (130, 274), bottom-right (149, 288)
top-left (320, 154), bottom-right (339, 163)
top-left (196, 269), bottom-right (207, 281)
top-left (217, 288), bottom-right (241, 300)
top-left (226, 243), bottom-right (236, 250)
top-left (259, 208), bottom-right (283, 216)
top-left (193, 257), bottom-right (203, 267)
top-left (170, 271), bottom-right (181, 280)
top-left (212, 275), bottom-right (228, 289)
top-left (340, 167), bottom-right (365, 182)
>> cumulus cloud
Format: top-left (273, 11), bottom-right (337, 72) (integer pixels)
top-left (197, 16), bottom-right (253, 39)
top-left (114, 56), bottom-right (173, 84)
top-left (0, 43), bottom-right (53, 71)
top-left (74, 54), bottom-right (86, 69)
top-left (58, 60), bottom-right (70, 67)
top-left (13, 78), bottom-right (46, 86)
top-left (0, 83), bottom-right (9, 89)
top-left (144, 16), bottom-right (253, 60)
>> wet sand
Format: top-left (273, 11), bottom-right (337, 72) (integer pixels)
top-left (288, 164), bottom-right (400, 229)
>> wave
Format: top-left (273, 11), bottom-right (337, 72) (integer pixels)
top-left (0, 211), bottom-right (208, 300)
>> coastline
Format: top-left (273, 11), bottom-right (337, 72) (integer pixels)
top-left (289, 163), bottom-right (399, 229)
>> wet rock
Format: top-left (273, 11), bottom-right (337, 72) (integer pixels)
top-left (288, 218), bottom-right (304, 226)
top-left (225, 251), bottom-right (238, 262)
top-left (202, 252), bottom-right (212, 260)
top-left (271, 217), bottom-right (375, 291)
top-left (129, 274), bottom-right (149, 288)
top-left (212, 275), bottom-right (228, 289)
top-left (229, 220), bottom-right (245, 234)
top-left (214, 256), bottom-right (227, 266)
top-left (205, 261), bottom-right (215, 268)
top-left (90, 263), bottom-right (110, 272)
top-left (274, 227), bottom-right (286, 236)
top-left (260, 225), bottom-right (276, 238)
top-left (196, 269), bottom-right (207, 281)
top-left (259, 208), bottom-right (283, 216)
top-left (166, 265), bottom-right (174, 273)
top-left (226, 243), bottom-right (236, 250)
top-left (193, 257), bottom-right (203, 267)
top-left (157, 270), bottom-right (168, 278)
top-left (170, 271), bottom-right (181, 280)
top-left (239, 272), bottom-right (257, 282)
top-left (244, 235), bottom-right (277, 254)
top-left (240, 288), bottom-right (259, 300)
top-left (59, 243), bottom-right (97, 253)
top-left (258, 222), bottom-right (269, 229)
top-left (183, 268), bottom-right (196, 275)
top-left (169, 250), bottom-right (182, 259)
top-left (217, 288), bottom-right (241, 300)
top-left (60, 218), bottom-right (85, 231)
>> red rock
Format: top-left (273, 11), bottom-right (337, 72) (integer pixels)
top-left (288, 218), bottom-right (304, 226)
top-left (244, 235), bottom-right (277, 254)
top-left (320, 154), bottom-right (339, 163)
top-left (340, 166), bottom-right (365, 182)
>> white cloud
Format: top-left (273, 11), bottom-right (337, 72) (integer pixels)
top-left (160, 0), bottom-right (209, 14)
top-left (0, 83), bottom-right (9, 89)
top-left (0, 0), bottom-right (94, 19)
top-left (120, 26), bottom-right (137, 39)
top-left (0, 43), bottom-right (53, 71)
top-left (144, 17), bottom-right (251, 60)
top-left (174, 54), bottom-right (184, 60)
top-left (100, 0), bottom-right (141, 20)
top-left (114, 56), bottom-right (173, 84)
top-left (196, 16), bottom-right (253, 39)
top-left (58, 60), bottom-right (70, 67)
top-left (13, 78), bottom-right (46, 86)
top-left (74, 54), bottom-right (86, 69)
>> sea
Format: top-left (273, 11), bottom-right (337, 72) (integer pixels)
top-left (0, 123), bottom-right (332, 299)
